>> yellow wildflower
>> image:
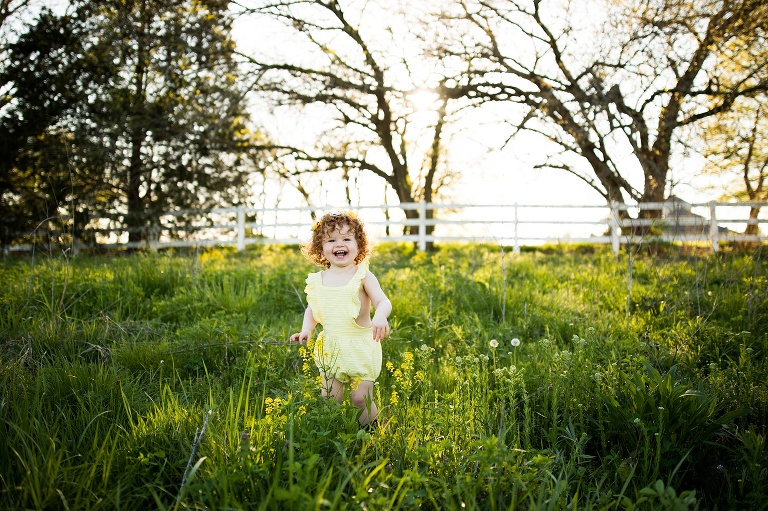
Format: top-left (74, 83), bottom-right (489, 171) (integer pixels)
top-left (265, 396), bottom-right (284, 415)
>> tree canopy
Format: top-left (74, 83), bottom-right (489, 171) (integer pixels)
top-left (237, 0), bottom-right (465, 230)
top-left (432, 0), bottom-right (768, 213)
top-left (1, 0), bottom-right (262, 246)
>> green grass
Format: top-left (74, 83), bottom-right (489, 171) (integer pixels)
top-left (1, 243), bottom-right (767, 510)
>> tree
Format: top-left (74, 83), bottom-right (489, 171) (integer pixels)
top-left (702, 98), bottom-right (766, 235)
top-left (0, 8), bottom-right (91, 247)
top-left (700, 33), bottom-right (768, 235)
top-left (1, 0), bottom-right (261, 246)
top-left (238, 0), bottom-right (461, 235)
top-left (0, 0), bottom-right (35, 96)
top-left (0, 0), bottom-right (33, 30)
top-left (0, 0), bottom-right (39, 213)
top-left (436, 0), bottom-right (768, 221)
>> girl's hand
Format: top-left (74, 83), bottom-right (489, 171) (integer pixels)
top-left (290, 331), bottom-right (311, 344)
top-left (371, 317), bottom-right (390, 342)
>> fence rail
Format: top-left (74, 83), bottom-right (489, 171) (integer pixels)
top-left (5, 201), bottom-right (768, 255)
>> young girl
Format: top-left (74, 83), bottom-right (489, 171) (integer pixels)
top-left (290, 210), bottom-right (392, 428)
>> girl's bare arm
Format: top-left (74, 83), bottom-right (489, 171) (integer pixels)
top-left (290, 306), bottom-right (318, 343)
top-left (363, 271), bottom-right (392, 341)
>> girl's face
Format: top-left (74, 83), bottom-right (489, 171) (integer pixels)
top-left (321, 223), bottom-right (359, 268)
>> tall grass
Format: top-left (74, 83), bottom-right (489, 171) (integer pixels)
top-left (1, 243), bottom-right (766, 509)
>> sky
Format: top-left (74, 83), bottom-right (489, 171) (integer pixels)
top-left (230, 1), bottom-right (719, 211)
top-left (227, 1), bottom-right (768, 245)
top-left (229, 4), bottom-right (733, 244)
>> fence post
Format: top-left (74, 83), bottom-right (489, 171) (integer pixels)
top-left (237, 205), bottom-right (245, 251)
top-left (709, 202), bottom-right (719, 253)
top-left (418, 201), bottom-right (427, 251)
top-left (610, 202), bottom-right (620, 255)
top-left (513, 203), bottom-right (520, 254)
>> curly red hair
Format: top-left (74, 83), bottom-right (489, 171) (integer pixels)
top-left (302, 211), bottom-right (370, 268)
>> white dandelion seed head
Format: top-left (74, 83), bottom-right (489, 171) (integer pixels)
top-left (489, 339), bottom-right (499, 348)
top-left (511, 338), bottom-right (521, 347)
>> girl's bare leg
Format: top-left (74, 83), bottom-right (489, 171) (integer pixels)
top-left (350, 380), bottom-right (378, 426)
top-left (320, 373), bottom-right (344, 403)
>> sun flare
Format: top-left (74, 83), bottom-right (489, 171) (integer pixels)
top-left (406, 88), bottom-right (441, 113)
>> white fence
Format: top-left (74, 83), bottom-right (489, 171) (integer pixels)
top-left (6, 201), bottom-right (768, 255)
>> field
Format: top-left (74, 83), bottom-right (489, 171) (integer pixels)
top-left (1, 243), bottom-right (767, 510)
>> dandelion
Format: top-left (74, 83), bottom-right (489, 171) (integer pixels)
top-left (489, 339), bottom-right (499, 348)
top-left (511, 338), bottom-right (520, 347)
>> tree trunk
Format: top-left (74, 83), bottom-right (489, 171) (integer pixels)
top-left (745, 206), bottom-right (761, 236)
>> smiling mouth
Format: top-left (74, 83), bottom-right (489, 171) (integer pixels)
top-left (333, 250), bottom-right (348, 257)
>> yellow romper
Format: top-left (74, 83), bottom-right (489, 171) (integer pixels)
top-left (305, 260), bottom-right (382, 383)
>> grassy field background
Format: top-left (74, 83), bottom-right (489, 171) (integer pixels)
top-left (1, 243), bottom-right (767, 510)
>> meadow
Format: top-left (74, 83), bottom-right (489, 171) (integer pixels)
top-left (1, 243), bottom-right (767, 510)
